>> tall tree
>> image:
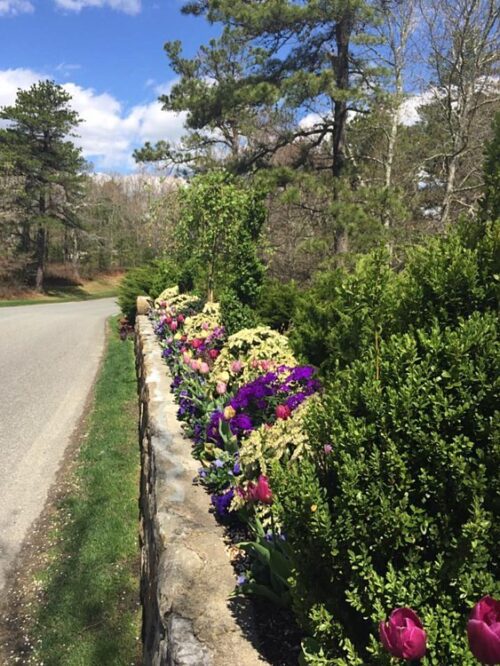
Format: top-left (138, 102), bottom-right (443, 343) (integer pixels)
top-left (0, 80), bottom-right (86, 290)
top-left (420, 0), bottom-right (499, 225)
top-left (134, 33), bottom-right (288, 173)
top-left (138, 0), bottom-right (379, 253)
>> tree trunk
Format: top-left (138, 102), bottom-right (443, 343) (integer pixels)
top-left (35, 224), bottom-right (46, 292)
top-left (19, 221), bottom-right (31, 253)
top-left (71, 229), bottom-right (81, 282)
top-left (440, 155), bottom-right (457, 227)
top-left (332, 13), bottom-right (352, 256)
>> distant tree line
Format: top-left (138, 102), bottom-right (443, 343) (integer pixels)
top-left (0, 80), bottom-right (180, 292)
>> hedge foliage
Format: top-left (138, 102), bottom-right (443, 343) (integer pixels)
top-left (269, 220), bottom-right (500, 664)
top-left (117, 258), bottom-right (179, 323)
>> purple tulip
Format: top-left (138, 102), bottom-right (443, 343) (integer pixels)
top-left (467, 596), bottom-right (500, 665)
top-left (379, 607), bottom-right (427, 661)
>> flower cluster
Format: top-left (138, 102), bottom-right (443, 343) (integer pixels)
top-left (211, 366), bottom-right (319, 442)
top-left (211, 326), bottom-right (297, 388)
top-left (182, 302), bottom-right (222, 339)
top-left (151, 295), bottom-right (321, 523)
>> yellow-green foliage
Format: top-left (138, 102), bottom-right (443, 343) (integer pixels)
top-left (211, 326), bottom-right (297, 385)
top-left (160, 292), bottom-right (202, 316)
top-left (239, 397), bottom-right (316, 477)
top-left (154, 285), bottom-right (179, 306)
top-left (183, 301), bottom-right (221, 338)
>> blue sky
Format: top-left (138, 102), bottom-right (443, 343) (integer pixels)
top-left (0, 0), bottom-right (217, 171)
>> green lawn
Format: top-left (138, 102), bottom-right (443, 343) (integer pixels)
top-left (29, 318), bottom-right (141, 666)
top-left (0, 275), bottom-right (122, 307)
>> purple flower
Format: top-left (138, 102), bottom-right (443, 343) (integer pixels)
top-left (213, 459), bottom-right (224, 469)
top-left (171, 375), bottom-right (182, 389)
top-left (237, 575), bottom-right (247, 586)
top-left (211, 488), bottom-right (235, 517)
top-left (286, 391), bottom-right (307, 411)
top-left (198, 468), bottom-right (207, 479)
top-left (233, 461), bottom-right (241, 475)
top-left (285, 365), bottom-right (315, 382)
top-left (230, 413), bottom-right (253, 436)
top-left (206, 410), bottom-right (224, 445)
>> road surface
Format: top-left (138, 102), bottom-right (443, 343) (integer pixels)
top-left (0, 298), bottom-right (118, 592)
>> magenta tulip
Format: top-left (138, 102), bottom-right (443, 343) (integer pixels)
top-left (275, 404), bottom-right (291, 420)
top-left (467, 596), bottom-right (500, 665)
top-left (379, 608), bottom-right (427, 660)
top-left (247, 475), bottom-right (273, 504)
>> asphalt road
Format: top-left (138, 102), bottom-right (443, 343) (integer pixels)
top-left (0, 298), bottom-right (118, 592)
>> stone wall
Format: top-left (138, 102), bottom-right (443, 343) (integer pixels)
top-left (135, 315), bottom-right (267, 666)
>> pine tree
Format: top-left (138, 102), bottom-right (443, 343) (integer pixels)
top-left (0, 80), bottom-right (87, 290)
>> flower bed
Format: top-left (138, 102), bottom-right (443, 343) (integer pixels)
top-left (149, 290), bottom-right (499, 666)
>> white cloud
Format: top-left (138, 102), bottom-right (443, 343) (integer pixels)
top-left (398, 91), bottom-right (435, 125)
top-left (0, 68), bottom-right (44, 108)
top-left (0, 69), bottom-right (186, 172)
top-left (299, 113), bottom-right (323, 130)
top-left (54, 0), bottom-right (141, 14)
top-left (0, 0), bottom-right (33, 15)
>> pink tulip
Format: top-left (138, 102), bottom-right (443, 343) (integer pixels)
top-left (216, 381), bottom-right (227, 395)
top-left (467, 596), bottom-right (500, 665)
top-left (169, 321), bottom-right (178, 331)
top-left (324, 444), bottom-right (333, 454)
top-left (177, 314), bottom-right (185, 323)
top-left (165, 316), bottom-right (172, 325)
top-left (202, 322), bottom-right (209, 330)
top-left (275, 404), bottom-right (292, 420)
top-left (260, 359), bottom-right (272, 371)
top-left (209, 349), bottom-right (219, 360)
top-left (191, 338), bottom-right (203, 349)
top-left (247, 475), bottom-right (273, 505)
top-left (231, 360), bottom-right (243, 373)
top-left (190, 359), bottom-right (200, 371)
top-left (199, 362), bottom-right (210, 374)
top-left (182, 352), bottom-right (191, 364)
top-left (379, 608), bottom-right (427, 661)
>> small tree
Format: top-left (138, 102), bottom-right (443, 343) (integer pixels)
top-left (175, 171), bottom-right (266, 302)
top-left (0, 80), bottom-right (86, 290)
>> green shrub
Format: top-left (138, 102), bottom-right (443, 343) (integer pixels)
top-left (219, 288), bottom-right (260, 336)
top-left (256, 279), bottom-right (301, 332)
top-left (291, 252), bottom-right (396, 372)
top-left (271, 311), bottom-right (500, 664)
top-left (291, 221), bottom-right (499, 373)
top-left (395, 221), bottom-right (499, 331)
top-left (118, 259), bottom-right (178, 323)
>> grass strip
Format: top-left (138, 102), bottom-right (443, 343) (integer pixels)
top-left (0, 289), bottom-right (118, 308)
top-left (29, 317), bottom-right (141, 666)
